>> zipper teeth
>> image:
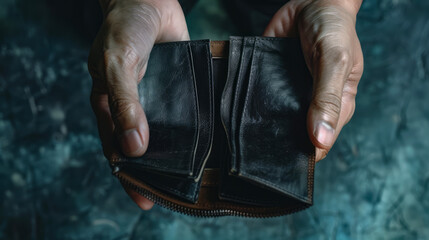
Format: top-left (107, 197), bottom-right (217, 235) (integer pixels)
top-left (115, 172), bottom-right (310, 218)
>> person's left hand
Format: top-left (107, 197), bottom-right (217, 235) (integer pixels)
top-left (264, 0), bottom-right (364, 162)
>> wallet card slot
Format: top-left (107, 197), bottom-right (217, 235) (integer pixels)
top-left (189, 41), bottom-right (215, 181)
top-left (234, 37), bottom-right (314, 203)
top-left (230, 37), bottom-right (256, 173)
top-left (220, 37), bottom-right (243, 169)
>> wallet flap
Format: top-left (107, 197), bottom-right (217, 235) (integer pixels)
top-left (111, 40), bottom-right (214, 179)
top-left (220, 36), bottom-right (243, 170)
top-left (223, 37), bottom-right (315, 203)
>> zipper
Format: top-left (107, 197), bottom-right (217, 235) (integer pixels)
top-left (109, 40), bottom-right (314, 218)
top-left (114, 169), bottom-right (310, 218)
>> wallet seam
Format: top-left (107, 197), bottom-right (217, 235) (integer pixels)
top-left (188, 42), bottom-right (201, 176)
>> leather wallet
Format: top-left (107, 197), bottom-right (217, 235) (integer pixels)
top-left (109, 37), bottom-right (315, 217)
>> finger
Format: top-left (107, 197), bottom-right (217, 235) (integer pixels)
top-left (263, 0), bottom-right (310, 37)
top-left (90, 90), bottom-right (115, 158)
top-left (122, 184), bottom-right (154, 210)
top-left (103, 47), bottom-right (150, 157)
top-left (313, 37), bottom-right (363, 162)
top-left (315, 93), bottom-right (356, 162)
top-left (307, 45), bottom-right (353, 153)
top-left (90, 85), bottom-right (154, 209)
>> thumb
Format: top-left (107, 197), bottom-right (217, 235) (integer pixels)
top-left (105, 48), bottom-right (150, 157)
top-left (307, 47), bottom-right (352, 157)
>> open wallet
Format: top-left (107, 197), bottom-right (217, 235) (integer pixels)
top-left (109, 37), bottom-right (316, 217)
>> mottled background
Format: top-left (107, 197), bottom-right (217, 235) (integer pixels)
top-left (1, 0), bottom-right (429, 239)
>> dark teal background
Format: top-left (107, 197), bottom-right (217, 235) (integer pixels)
top-left (1, 0), bottom-right (429, 239)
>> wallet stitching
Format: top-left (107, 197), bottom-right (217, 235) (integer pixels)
top-left (193, 201), bottom-right (296, 210)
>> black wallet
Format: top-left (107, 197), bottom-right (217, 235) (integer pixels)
top-left (109, 37), bottom-right (315, 217)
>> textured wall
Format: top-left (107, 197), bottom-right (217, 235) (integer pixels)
top-left (1, 0), bottom-right (429, 239)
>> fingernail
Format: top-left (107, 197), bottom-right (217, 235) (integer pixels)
top-left (314, 121), bottom-right (335, 147)
top-left (120, 129), bottom-right (143, 155)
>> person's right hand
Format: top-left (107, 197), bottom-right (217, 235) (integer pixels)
top-left (88, 0), bottom-right (189, 210)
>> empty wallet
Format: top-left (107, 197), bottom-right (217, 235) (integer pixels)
top-left (109, 37), bottom-right (315, 217)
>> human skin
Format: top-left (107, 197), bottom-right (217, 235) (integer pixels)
top-left (88, 0), bottom-right (364, 210)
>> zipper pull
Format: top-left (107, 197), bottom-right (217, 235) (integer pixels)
top-left (111, 165), bottom-right (121, 175)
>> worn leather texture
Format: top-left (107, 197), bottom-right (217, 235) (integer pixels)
top-left (109, 37), bottom-right (315, 217)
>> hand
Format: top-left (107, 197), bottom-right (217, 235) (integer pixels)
top-left (264, 0), bottom-right (364, 162)
top-left (88, 0), bottom-right (189, 210)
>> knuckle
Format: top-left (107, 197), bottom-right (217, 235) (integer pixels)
top-left (103, 46), bottom-right (140, 73)
top-left (350, 61), bottom-right (364, 82)
top-left (104, 11), bottom-right (117, 27)
top-left (103, 50), bottom-right (116, 70)
top-left (312, 91), bottom-right (342, 119)
top-left (313, 38), bottom-right (351, 70)
top-left (109, 97), bottom-right (137, 121)
top-left (343, 85), bottom-right (357, 100)
top-left (329, 47), bottom-right (351, 66)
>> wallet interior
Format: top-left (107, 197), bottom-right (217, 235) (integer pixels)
top-left (109, 37), bottom-right (315, 217)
